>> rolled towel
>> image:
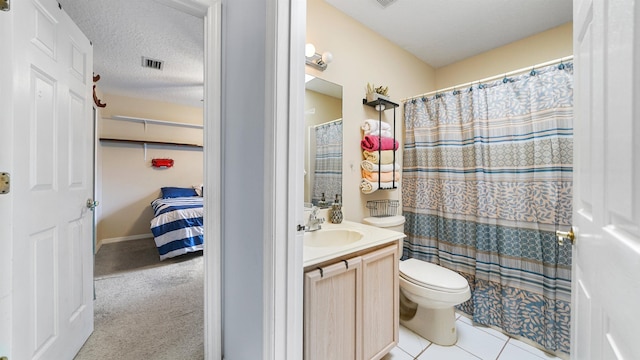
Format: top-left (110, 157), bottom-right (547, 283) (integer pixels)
top-left (360, 179), bottom-right (398, 194)
top-left (361, 135), bottom-right (399, 151)
top-left (361, 169), bottom-right (400, 182)
top-left (366, 129), bottom-right (393, 138)
top-left (361, 135), bottom-right (398, 151)
top-left (360, 160), bottom-right (400, 173)
top-left (361, 119), bottom-right (391, 135)
top-left (363, 150), bottom-right (395, 164)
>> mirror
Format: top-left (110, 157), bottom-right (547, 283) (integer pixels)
top-left (304, 76), bottom-right (343, 208)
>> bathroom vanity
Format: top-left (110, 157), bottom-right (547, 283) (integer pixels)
top-left (303, 221), bottom-right (405, 360)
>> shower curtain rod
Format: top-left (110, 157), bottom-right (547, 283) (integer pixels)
top-left (313, 118), bottom-right (342, 128)
top-left (402, 55), bottom-right (574, 102)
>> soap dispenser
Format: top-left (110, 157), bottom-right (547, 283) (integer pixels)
top-left (318, 192), bottom-right (327, 208)
top-left (330, 194), bottom-right (343, 224)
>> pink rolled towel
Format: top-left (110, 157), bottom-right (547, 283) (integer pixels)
top-left (360, 135), bottom-right (399, 151)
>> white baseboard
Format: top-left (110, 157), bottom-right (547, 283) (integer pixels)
top-left (97, 233), bottom-right (154, 251)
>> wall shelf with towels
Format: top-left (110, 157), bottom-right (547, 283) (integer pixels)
top-left (361, 97), bottom-right (399, 193)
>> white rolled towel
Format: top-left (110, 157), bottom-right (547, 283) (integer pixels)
top-left (367, 129), bottom-right (393, 138)
top-left (359, 179), bottom-right (398, 194)
top-left (360, 160), bottom-right (400, 173)
top-left (361, 119), bottom-right (391, 135)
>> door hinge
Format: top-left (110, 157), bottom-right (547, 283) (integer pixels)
top-left (0, 0), bottom-right (9, 12)
top-left (0, 172), bottom-right (9, 194)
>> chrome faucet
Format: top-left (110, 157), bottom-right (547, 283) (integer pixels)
top-left (305, 206), bottom-right (325, 232)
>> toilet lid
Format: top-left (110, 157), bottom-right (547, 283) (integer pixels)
top-left (362, 215), bottom-right (405, 228)
top-left (399, 258), bottom-right (469, 293)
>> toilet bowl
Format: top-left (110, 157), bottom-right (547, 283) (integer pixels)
top-left (362, 216), bottom-right (471, 346)
top-left (399, 258), bottom-right (470, 345)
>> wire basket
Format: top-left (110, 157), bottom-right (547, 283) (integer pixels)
top-left (366, 200), bottom-right (399, 217)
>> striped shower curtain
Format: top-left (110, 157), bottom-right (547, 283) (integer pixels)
top-left (402, 63), bottom-right (573, 354)
top-left (312, 120), bottom-right (342, 205)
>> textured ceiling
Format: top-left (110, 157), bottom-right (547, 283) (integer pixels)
top-left (59, 0), bottom-right (572, 108)
top-left (324, 0), bottom-right (573, 68)
top-left (59, 0), bottom-right (204, 107)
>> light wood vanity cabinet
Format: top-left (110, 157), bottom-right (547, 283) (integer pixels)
top-left (304, 242), bottom-right (399, 360)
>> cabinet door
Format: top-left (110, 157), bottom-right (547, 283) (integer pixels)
top-left (361, 245), bottom-right (399, 360)
top-left (304, 257), bottom-right (362, 360)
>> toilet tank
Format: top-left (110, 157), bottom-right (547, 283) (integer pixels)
top-left (362, 215), bottom-right (405, 233)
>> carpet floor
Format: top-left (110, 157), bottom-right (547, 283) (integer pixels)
top-left (74, 238), bottom-right (204, 360)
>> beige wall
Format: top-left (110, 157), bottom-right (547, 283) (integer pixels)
top-left (308, 3), bottom-right (573, 223)
top-left (435, 22), bottom-right (573, 89)
top-left (97, 93), bottom-right (203, 243)
top-left (307, 0), bottom-right (436, 222)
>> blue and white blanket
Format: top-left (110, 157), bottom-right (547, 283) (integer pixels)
top-left (150, 197), bottom-right (203, 260)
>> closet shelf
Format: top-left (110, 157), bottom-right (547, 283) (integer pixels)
top-left (107, 115), bottom-right (204, 129)
top-left (99, 138), bottom-right (203, 148)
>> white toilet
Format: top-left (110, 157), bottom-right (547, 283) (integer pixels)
top-left (363, 215), bottom-right (471, 346)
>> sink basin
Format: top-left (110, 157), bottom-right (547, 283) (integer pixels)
top-left (304, 229), bottom-right (365, 248)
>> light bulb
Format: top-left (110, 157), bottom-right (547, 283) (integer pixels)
top-left (305, 43), bottom-right (316, 58)
top-left (321, 51), bottom-right (333, 64)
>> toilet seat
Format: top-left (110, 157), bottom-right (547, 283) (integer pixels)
top-left (400, 258), bottom-right (468, 293)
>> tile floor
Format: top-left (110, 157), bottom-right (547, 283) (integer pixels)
top-left (383, 313), bottom-right (564, 360)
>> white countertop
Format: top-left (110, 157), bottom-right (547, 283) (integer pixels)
top-left (303, 220), bottom-right (406, 268)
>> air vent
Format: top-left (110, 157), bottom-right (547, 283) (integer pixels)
top-left (375, 0), bottom-right (397, 8)
top-left (142, 56), bottom-right (163, 70)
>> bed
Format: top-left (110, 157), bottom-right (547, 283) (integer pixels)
top-left (150, 187), bottom-right (204, 260)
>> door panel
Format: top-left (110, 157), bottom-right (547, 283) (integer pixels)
top-left (11, 0), bottom-right (94, 359)
top-left (572, 0), bottom-right (640, 359)
top-left (304, 258), bottom-right (362, 360)
top-left (361, 245), bottom-right (398, 360)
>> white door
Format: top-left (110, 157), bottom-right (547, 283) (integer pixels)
top-left (3, 0), bottom-right (95, 359)
top-left (572, 0), bottom-right (640, 359)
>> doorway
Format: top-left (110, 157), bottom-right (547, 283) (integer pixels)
top-left (59, 0), bottom-right (222, 358)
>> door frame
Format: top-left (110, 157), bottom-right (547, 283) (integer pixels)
top-left (0, 5), bottom-right (14, 357)
top-left (132, 0), bottom-right (223, 358)
top-left (201, 1), bottom-right (222, 358)
top-left (263, 0), bottom-right (306, 358)
top-left (178, 1), bottom-right (223, 358)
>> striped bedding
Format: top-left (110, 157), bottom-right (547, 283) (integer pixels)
top-left (150, 197), bottom-right (203, 260)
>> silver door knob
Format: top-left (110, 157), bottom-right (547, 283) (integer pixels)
top-left (86, 199), bottom-right (99, 211)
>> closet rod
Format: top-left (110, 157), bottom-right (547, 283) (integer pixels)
top-left (403, 55), bottom-right (574, 102)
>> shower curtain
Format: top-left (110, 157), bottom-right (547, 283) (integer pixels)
top-left (402, 63), bottom-right (573, 354)
top-left (312, 120), bottom-right (342, 205)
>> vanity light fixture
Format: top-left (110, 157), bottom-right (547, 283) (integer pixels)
top-left (305, 43), bottom-right (333, 71)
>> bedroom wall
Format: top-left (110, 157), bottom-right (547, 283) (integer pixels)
top-left (97, 93), bottom-right (203, 246)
